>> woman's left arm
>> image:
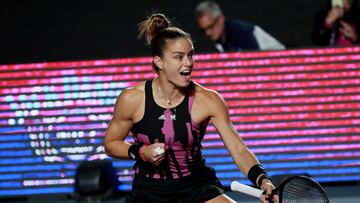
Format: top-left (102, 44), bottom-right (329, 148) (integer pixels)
top-left (205, 90), bottom-right (278, 202)
top-left (206, 90), bottom-right (258, 174)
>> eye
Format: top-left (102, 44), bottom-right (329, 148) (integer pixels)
top-left (188, 54), bottom-right (193, 60)
top-left (175, 55), bottom-right (183, 61)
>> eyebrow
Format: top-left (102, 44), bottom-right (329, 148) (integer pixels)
top-left (172, 50), bottom-right (194, 55)
top-left (172, 51), bottom-right (186, 55)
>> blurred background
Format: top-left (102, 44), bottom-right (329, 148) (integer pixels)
top-left (1, 0), bottom-right (328, 65)
top-left (1, 0), bottom-right (360, 203)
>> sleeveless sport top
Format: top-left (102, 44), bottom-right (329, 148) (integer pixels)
top-left (131, 79), bottom-right (209, 180)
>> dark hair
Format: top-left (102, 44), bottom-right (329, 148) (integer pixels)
top-left (138, 13), bottom-right (192, 72)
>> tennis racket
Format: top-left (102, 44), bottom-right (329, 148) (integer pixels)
top-left (231, 175), bottom-right (329, 203)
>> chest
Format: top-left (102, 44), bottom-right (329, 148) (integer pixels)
top-left (132, 102), bottom-right (207, 147)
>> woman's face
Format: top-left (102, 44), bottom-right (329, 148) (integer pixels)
top-left (157, 37), bottom-right (194, 87)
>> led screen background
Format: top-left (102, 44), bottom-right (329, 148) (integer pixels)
top-left (0, 46), bottom-right (360, 197)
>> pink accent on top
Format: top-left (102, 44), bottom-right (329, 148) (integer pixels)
top-left (136, 133), bottom-right (151, 144)
top-left (161, 109), bottom-right (175, 145)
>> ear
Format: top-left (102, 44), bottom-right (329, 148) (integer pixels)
top-left (153, 56), bottom-right (164, 70)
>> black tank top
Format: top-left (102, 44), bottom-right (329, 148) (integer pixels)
top-left (131, 79), bottom-right (208, 180)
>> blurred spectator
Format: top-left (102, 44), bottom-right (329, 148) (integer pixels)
top-left (195, 1), bottom-right (285, 52)
top-left (312, 0), bottom-right (360, 46)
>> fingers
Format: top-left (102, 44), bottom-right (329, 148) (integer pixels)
top-left (260, 190), bottom-right (279, 203)
top-left (153, 155), bottom-right (165, 166)
top-left (273, 194), bottom-right (280, 203)
top-left (339, 22), bottom-right (355, 40)
top-left (340, 21), bottom-right (351, 30)
top-left (260, 179), bottom-right (278, 203)
top-left (143, 143), bottom-right (166, 165)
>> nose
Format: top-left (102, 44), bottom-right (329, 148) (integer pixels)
top-left (184, 56), bottom-right (194, 67)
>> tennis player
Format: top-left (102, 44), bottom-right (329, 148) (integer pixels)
top-left (104, 13), bottom-right (279, 203)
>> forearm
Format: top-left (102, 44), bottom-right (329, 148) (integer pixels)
top-left (229, 143), bottom-right (259, 175)
top-left (104, 139), bottom-right (131, 159)
top-left (229, 143), bottom-right (272, 186)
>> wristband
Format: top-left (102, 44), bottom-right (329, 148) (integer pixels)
top-left (128, 143), bottom-right (143, 160)
top-left (247, 164), bottom-right (267, 186)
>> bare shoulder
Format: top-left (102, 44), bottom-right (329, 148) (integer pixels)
top-left (193, 82), bottom-right (224, 103)
top-left (192, 82), bottom-right (227, 119)
top-left (119, 82), bottom-right (145, 101)
top-left (114, 81), bottom-right (145, 115)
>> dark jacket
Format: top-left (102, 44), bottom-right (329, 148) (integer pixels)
top-left (218, 18), bottom-right (284, 52)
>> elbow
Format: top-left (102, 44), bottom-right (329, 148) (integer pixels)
top-left (103, 138), bottom-right (128, 159)
top-left (103, 140), bottom-right (114, 158)
top-left (104, 146), bottom-right (111, 157)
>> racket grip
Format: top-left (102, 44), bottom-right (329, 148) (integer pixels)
top-left (230, 181), bottom-right (263, 198)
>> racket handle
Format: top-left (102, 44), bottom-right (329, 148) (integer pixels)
top-left (230, 181), bottom-right (263, 198)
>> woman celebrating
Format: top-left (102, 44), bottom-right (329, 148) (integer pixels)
top-left (104, 13), bottom-right (278, 203)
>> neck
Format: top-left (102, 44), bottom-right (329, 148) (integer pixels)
top-left (155, 78), bottom-right (185, 106)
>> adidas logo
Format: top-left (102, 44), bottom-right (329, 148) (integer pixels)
top-left (158, 114), bottom-right (176, 120)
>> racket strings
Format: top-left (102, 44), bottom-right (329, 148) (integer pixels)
top-left (281, 179), bottom-right (327, 202)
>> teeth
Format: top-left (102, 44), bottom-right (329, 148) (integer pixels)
top-left (180, 69), bottom-right (191, 77)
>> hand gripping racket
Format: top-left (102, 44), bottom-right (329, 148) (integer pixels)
top-left (231, 175), bottom-right (329, 203)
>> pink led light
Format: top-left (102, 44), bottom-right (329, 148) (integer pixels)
top-left (0, 65), bottom-right (153, 79)
top-left (0, 73), bottom-right (156, 86)
top-left (286, 152), bottom-right (360, 161)
top-left (220, 87), bottom-right (360, 99)
top-left (194, 46), bottom-right (360, 60)
top-left (239, 127), bottom-right (360, 139)
top-left (0, 107), bottom-right (112, 119)
top-left (1, 46), bottom-right (360, 169)
top-left (7, 123), bottom-right (106, 134)
top-left (193, 71), bottom-right (360, 84)
top-left (0, 57), bottom-right (152, 71)
top-left (252, 144), bottom-right (360, 154)
top-left (225, 95), bottom-right (360, 107)
top-left (194, 54), bottom-right (360, 69)
top-left (245, 135), bottom-right (360, 146)
top-left (206, 118), bottom-right (360, 133)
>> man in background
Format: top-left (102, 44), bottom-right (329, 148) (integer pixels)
top-left (195, 1), bottom-right (285, 52)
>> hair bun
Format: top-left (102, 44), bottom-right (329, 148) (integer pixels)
top-left (149, 14), bottom-right (170, 33)
top-left (138, 13), bottom-right (171, 44)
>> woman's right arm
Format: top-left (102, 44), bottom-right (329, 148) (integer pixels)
top-left (104, 88), bottom-right (140, 159)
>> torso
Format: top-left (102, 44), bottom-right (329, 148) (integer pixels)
top-left (130, 79), bottom-right (210, 180)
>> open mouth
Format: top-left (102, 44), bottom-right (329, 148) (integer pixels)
top-left (180, 69), bottom-right (192, 77)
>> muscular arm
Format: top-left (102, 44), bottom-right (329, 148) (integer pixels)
top-left (204, 89), bottom-right (278, 202)
top-left (201, 89), bottom-right (259, 175)
top-left (104, 87), bottom-right (143, 159)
